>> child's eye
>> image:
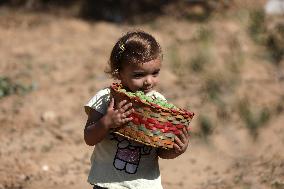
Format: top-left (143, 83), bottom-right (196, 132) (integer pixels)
top-left (153, 71), bottom-right (160, 77)
top-left (133, 73), bottom-right (144, 78)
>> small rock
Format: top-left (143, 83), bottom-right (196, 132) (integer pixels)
top-left (42, 164), bottom-right (49, 171)
top-left (41, 111), bottom-right (56, 122)
top-left (19, 174), bottom-right (30, 181)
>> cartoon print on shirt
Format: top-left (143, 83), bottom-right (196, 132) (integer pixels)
top-left (111, 134), bottom-right (152, 174)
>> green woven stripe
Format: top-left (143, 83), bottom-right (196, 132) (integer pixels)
top-left (117, 86), bottom-right (178, 110)
top-left (152, 130), bottom-right (161, 135)
top-left (138, 124), bottom-right (147, 132)
top-left (165, 133), bottom-right (175, 139)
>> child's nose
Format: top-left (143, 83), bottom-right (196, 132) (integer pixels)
top-left (144, 77), bottom-right (152, 85)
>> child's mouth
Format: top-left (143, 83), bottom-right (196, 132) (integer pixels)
top-left (142, 87), bottom-right (152, 93)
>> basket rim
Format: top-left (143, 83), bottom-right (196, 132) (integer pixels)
top-left (110, 82), bottom-right (194, 119)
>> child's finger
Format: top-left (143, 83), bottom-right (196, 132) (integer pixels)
top-left (173, 143), bottom-right (182, 153)
top-left (174, 136), bottom-right (183, 148)
top-left (123, 108), bottom-right (135, 117)
top-left (183, 127), bottom-right (189, 139)
top-left (178, 130), bottom-right (187, 143)
top-left (117, 100), bottom-right (128, 109)
top-left (121, 103), bottom-right (133, 113)
top-left (123, 117), bottom-right (133, 123)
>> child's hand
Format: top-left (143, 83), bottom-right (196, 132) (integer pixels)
top-left (157, 127), bottom-right (190, 159)
top-left (173, 127), bottom-right (190, 154)
top-left (105, 98), bottom-right (134, 129)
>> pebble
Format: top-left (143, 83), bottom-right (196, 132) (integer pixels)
top-left (41, 111), bottom-right (56, 122)
top-left (42, 164), bottom-right (49, 171)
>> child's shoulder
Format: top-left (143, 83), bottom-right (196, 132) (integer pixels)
top-left (95, 87), bottom-right (111, 96)
top-left (84, 87), bottom-right (111, 115)
top-left (88, 87), bottom-right (111, 103)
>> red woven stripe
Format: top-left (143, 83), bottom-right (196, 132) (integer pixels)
top-left (147, 118), bottom-right (158, 124)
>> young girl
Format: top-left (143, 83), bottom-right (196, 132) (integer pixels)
top-left (84, 30), bottom-right (190, 189)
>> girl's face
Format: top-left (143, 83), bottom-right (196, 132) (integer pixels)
top-left (118, 59), bottom-right (161, 94)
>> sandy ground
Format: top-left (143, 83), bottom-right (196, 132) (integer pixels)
top-left (0, 5), bottom-right (284, 189)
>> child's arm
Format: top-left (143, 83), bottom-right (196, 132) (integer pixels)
top-left (84, 99), bottom-right (134, 146)
top-left (157, 127), bottom-right (190, 159)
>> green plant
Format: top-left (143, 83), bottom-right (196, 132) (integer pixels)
top-left (266, 22), bottom-right (284, 65)
top-left (259, 108), bottom-right (270, 124)
top-left (0, 76), bottom-right (36, 99)
top-left (227, 36), bottom-right (244, 73)
top-left (238, 99), bottom-right (271, 138)
top-left (271, 180), bottom-right (284, 189)
top-left (190, 51), bottom-right (210, 72)
top-left (203, 75), bottom-right (222, 102)
top-left (168, 46), bottom-right (183, 76)
top-left (195, 25), bottom-right (214, 45)
top-left (198, 115), bottom-right (213, 138)
top-left (189, 25), bottom-right (214, 73)
top-left (275, 95), bottom-right (284, 114)
top-left (248, 9), bottom-right (266, 43)
top-left (216, 102), bottom-right (231, 121)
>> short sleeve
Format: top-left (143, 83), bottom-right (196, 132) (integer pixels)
top-left (84, 88), bottom-right (111, 116)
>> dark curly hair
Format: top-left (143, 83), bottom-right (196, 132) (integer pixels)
top-left (106, 30), bottom-right (162, 78)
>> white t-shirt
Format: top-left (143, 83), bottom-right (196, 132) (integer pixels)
top-left (85, 88), bottom-right (166, 189)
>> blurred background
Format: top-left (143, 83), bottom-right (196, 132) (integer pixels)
top-left (0, 0), bottom-right (283, 189)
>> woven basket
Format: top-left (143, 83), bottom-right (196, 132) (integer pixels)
top-left (110, 83), bottom-right (194, 149)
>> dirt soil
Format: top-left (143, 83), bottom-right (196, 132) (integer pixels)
top-left (0, 4), bottom-right (284, 189)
